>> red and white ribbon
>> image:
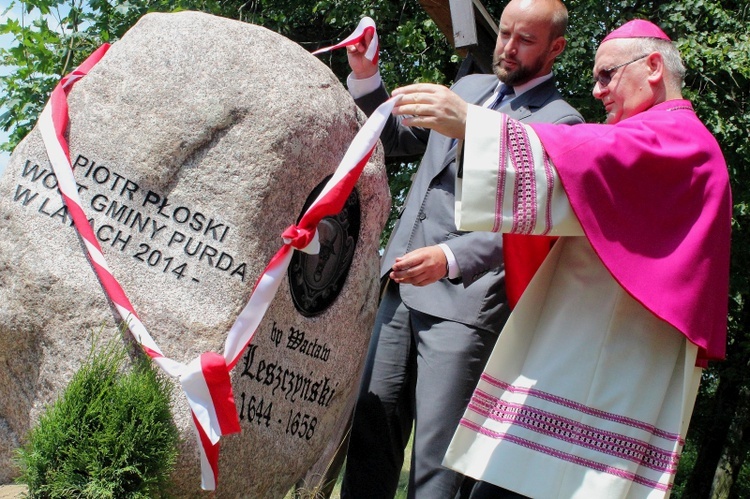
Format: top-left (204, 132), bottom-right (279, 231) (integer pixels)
top-left (312, 16), bottom-right (379, 64)
top-left (39, 18), bottom-right (397, 491)
top-left (38, 43), bottom-right (238, 490)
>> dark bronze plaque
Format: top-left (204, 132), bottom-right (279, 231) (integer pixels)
top-left (288, 177), bottom-right (361, 317)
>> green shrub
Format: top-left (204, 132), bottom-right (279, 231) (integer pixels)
top-left (15, 334), bottom-right (180, 498)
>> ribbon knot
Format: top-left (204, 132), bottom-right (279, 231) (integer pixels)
top-left (282, 224), bottom-right (320, 254)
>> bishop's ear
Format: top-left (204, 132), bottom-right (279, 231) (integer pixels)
top-left (645, 52), bottom-right (665, 83)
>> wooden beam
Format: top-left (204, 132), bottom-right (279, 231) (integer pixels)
top-left (472, 0), bottom-right (498, 36)
top-left (467, 0), bottom-right (499, 73)
top-left (449, 0), bottom-right (478, 48)
top-left (417, 0), bottom-right (499, 75)
top-left (418, 0), bottom-right (456, 46)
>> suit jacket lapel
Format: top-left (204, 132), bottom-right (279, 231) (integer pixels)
top-left (505, 78), bottom-right (557, 121)
top-left (473, 79), bottom-right (498, 106)
top-left (444, 77), bottom-right (498, 161)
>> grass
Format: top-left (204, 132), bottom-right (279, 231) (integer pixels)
top-left (288, 431), bottom-right (413, 498)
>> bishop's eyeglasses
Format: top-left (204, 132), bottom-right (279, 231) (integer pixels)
top-left (593, 54), bottom-right (649, 87)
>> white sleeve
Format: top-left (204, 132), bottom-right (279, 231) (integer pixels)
top-left (456, 105), bottom-right (583, 236)
top-left (346, 71), bottom-right (383, 99)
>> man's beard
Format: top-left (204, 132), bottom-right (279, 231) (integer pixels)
top-left (493, 53), bottom-right (546, 86)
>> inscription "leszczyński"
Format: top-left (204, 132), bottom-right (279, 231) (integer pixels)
top-left (240, 344), bottom-right (337, 407)
top-left (237, 319), bottom-right (339, 441)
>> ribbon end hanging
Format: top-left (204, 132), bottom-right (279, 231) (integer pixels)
top-left (201, 352), bottom-right (242, 435)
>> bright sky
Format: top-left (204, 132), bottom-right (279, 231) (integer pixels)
top-left (1, 2), bottom-right (81, 179)
top-left (0, 1), bottom-right (21, 177)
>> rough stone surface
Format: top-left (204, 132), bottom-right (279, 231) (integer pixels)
top-left (0, 11), bottom-right (389, 497)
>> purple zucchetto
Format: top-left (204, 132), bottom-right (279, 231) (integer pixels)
top-left (602, 19), bottom-right (672, 43)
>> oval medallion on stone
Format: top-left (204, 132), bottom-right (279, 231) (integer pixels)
top-left (288, 177), bottom-right (361, 316)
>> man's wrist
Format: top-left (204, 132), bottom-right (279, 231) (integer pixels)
top-left (438, 243), bottom-right (460, 279)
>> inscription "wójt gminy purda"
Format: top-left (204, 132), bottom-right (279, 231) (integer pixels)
top-left (12, 154), bottom-right (248, 283)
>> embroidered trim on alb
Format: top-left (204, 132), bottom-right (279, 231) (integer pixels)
top-left (459, 418), bottom-right (672, 492)
top-left (506, 118), bottom-right (537, 234)
top-left (494, 115), bottom-right (510, 232)
top-left (542, 150), bottom-right (554, 235)
top-left (469, 390), bottom-right (680, 473)
top-left (480, 374), bottom-right (683, 442)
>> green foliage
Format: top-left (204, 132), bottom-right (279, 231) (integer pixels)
top-left (15, 334), bottom-right (180, 498)
top-left (671, 437), bottom-right (698, 498)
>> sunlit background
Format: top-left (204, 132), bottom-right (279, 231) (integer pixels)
top-left (0, 2), bottom-right (21, 177)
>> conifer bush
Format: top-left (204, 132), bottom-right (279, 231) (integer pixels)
top-left (15, 335), bottom-right (180, 498)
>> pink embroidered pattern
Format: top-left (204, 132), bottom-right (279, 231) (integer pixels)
top-left (506, 118), bottom-right (537, 234)
top-left (469, 390), bottom-right (680, 473)
top-left (460, 374), bottom-right (685, 491)
top-left (481, 374), bottom-right (682, 441)
top-left (542, 151), bottom-right (554, 235)
top-left (459, 419), bottom-right (672, 492)
top-left (493, 115), bottom-right (510, 232)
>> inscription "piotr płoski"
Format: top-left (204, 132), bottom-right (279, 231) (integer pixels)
top-left (11, 154), bottom-right (248, 282)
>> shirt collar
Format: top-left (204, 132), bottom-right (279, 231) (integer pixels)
top-left (495, 72), bottom-right (554, 98)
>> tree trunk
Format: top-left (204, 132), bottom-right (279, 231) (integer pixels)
top-left (710, 387), bottom-right (750, 498)
top-left (683, 373), bottom-right (737, 498)
top-left (685, 297), bottom-right (750, 498)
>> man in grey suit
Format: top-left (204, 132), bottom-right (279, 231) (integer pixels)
top-left (341, 1), bottom-right (583, 497)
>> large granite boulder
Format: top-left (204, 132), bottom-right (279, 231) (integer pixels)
top-left (0, 11), bottom-right (390, 497)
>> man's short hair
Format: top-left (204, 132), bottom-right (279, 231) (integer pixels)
top-left (625, 37), bottom-right (687, 87)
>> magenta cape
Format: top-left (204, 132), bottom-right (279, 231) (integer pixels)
top-left (530, 100), bottom-right (731, 364)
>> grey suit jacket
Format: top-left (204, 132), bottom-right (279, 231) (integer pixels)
top-left (355, 74), bottom-right (583, 334)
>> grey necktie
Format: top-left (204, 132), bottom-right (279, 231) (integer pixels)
top-left (490, 83), bottom-right (514, 110)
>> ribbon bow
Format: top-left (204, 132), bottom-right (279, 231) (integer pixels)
top-left (282, 224), bottom-right (320, 253)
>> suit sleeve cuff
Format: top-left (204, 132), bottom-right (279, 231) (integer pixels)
top-left (347, 71), bottom-right (383, 99)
